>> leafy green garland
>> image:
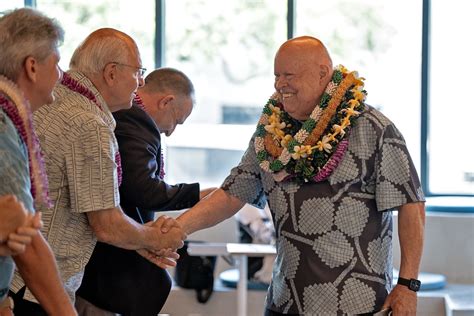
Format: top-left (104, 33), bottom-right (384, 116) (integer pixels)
top-left (254, 65), bottom-right (367, 183)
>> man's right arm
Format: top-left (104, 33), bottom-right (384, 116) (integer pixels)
top-left (87, 206), bottom-right (185, 252)
top-left (177, 137), bottom-right (266, 235)
top-left (13, 233), bottom-right (76, 316)
top-left (199, 187), bottom-right (218, 200)
top-left (177, 188), bottom-right (245, 235)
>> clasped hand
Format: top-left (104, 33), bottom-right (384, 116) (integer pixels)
top-left (137, 215), bottom-right (187, 269)
top-left (0, 194), bottom-right (43, 256)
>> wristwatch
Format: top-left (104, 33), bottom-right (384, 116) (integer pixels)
top-left (397, 277), bottom-right (421, 292)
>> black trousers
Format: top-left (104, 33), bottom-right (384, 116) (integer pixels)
top-left (77, 242), bottom-right (172, 316)
top-left (9, 287), bottom-right (47, 316)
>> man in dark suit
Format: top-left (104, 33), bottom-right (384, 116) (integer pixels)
top-left (76, 68), bottom-right (215, 316)
top-left (115, 68), bottom-right (214, 223)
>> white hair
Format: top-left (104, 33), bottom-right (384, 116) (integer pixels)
top-left (70, 28), bottom-right (138, 74)
top-left (0, 8), bottom-right (64, 81)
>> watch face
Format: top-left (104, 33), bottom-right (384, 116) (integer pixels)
top-left (409, 279), bottom-right (421, 291)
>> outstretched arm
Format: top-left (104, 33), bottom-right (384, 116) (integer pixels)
top-left (382, 202), bottom-right (425, 314)
top-left (87, 206), bottom-right (186, 252)
top-left (199, 187), bottom-right (218, 200)
top-left (177, 188), bottom-right (245, 235)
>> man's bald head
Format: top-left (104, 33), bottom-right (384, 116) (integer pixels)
top-left (68, 28), bottom-right (145, 112)
top-left (274, 36), bottom-right (334, 120)
top-left (278, 36), bottom-right (333, 69)
top-left (70, 28), bottom-right (140, 74)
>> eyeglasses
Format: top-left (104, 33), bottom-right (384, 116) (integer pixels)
top-left (110, 62), bottom-right (147, 77)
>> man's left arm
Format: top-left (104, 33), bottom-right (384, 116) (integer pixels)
top-left (382, 202), bottom-right (425, 314)
top-left (13, 233), bottom-right (76, 316)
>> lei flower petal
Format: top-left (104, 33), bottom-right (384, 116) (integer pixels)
top-left (254, 65), bottom-right (366, 183)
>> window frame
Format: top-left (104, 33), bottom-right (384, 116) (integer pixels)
top-left (421, 0), bottom-right (473, 198)
top-left (25, 0), bottom-right (472, 200)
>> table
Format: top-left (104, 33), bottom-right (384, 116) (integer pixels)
top-left (187, 242), bottom-right (276, 316)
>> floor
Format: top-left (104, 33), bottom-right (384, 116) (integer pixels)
top-left (160, 281), bottom-right (474, 316)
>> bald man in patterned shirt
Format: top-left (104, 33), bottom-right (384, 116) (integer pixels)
top-left (175, 36), bottom-right (425, 315)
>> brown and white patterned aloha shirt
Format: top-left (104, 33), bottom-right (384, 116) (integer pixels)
top-left (222, 105), bottom-right (425, 315)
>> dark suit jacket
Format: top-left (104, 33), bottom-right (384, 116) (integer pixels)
top-left (115, 103), bottom-right (200, 222)
top-left (77, 103), bottom-right (200, 315)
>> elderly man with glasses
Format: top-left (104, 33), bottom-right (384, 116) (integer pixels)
top-left (77, 67), bottom-right (216, 315)
top-left (16, 28), bottom-right (187, 315)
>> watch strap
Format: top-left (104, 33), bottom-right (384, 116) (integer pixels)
top-left (397, 277), bottom-right (411, 286)
top-left (397, 277), bottom-right (421, 292)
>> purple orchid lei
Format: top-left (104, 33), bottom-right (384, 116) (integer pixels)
top-left (0, 94), bottom-right (51, 207)
top-left (312, 139), bottom-right (349, 182)
top-left (133, 93), bottom-right (166, 179)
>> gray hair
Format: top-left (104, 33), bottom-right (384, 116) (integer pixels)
top-left (0, 8), bottom-right (64, 81)
top-left (70, 28), bottom-right (138, 74)
top-left (142, 67), bottom-right (195, 98)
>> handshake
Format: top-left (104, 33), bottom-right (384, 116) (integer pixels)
top-left (136, 215), bottom-right (187, 269)
top-left (0, 195), bottom-right (43, 257)
top-left (135, 187), bottom-right (216, 269)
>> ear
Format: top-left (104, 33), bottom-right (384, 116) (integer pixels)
top-left (103, 63), bottom-right (117, 86)
top-left (24, 56), bottom-right (38, 83)
top-left (157, 94), bottom-right (174, 110)
top-left (319, 64), bottom-right (330, 81)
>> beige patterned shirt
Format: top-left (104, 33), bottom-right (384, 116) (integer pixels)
top-left (11, 71), bottom-right (120, 302)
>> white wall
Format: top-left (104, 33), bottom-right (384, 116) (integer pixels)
top-left (393, 212), bottom-right (474, 284)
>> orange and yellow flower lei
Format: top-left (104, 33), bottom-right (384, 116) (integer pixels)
top-left (254, 65), bottom-right (367, 183)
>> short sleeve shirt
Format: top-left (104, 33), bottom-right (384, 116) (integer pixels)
top-left (0, 107), bottom-right (34, 302)
top-left (222, 106), bottom-right (425, 315)
top-left (11, 71), bottom-right (121, 302)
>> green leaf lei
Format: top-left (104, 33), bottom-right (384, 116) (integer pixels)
top-left (254, 65), bottom-right (367, 183)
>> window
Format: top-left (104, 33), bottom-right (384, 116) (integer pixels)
top-left (296, 0), bottom-right (422, 170)
top-left (0, 1), bottom-right (23, 13)
top-left (428, 0), bottom-right (474, 195)
top-left (35, 0), bottom-right (155, 71)
top-left (163, 0), bottom-right (287, 187)
top-left (13, 0), bottom-right (473, 201)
